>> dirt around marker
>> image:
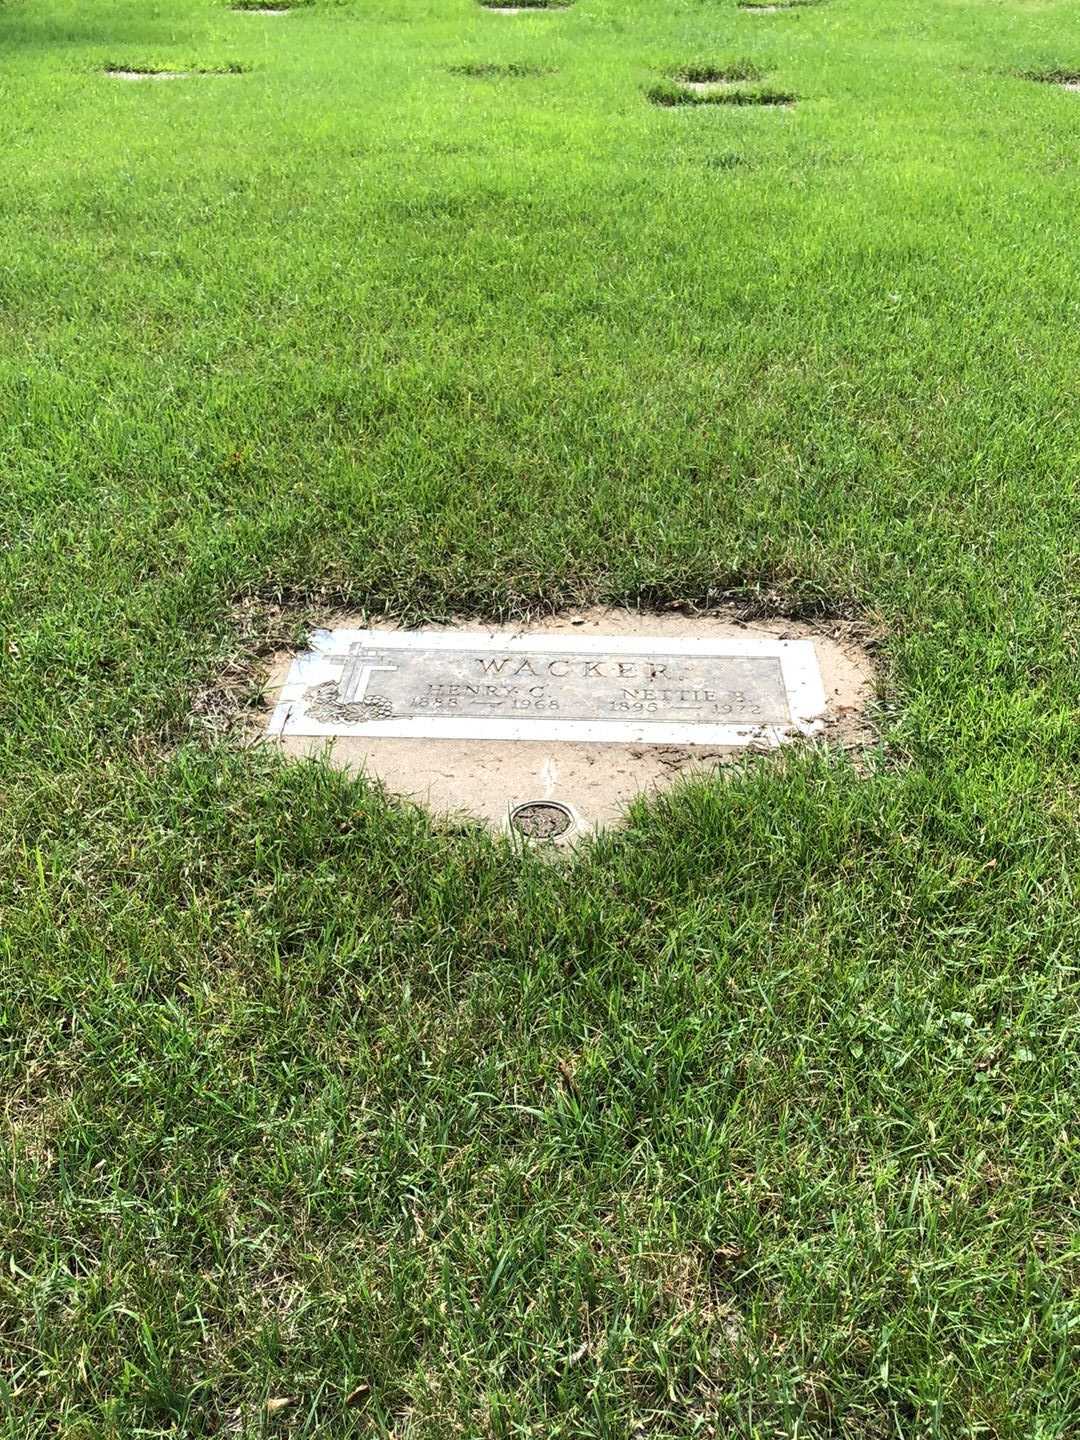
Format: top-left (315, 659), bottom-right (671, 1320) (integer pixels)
top-left (256, 608), bottom-right (877, 838)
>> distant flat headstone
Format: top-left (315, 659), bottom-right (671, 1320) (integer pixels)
top-left (268, 629), bottom-right (826, 747)
top-left (106, 69), bottom-right (190, 80)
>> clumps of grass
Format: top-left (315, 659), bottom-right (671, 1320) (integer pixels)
top-left (655, 61), bottom-right (791, 107)
top-left (648, 78), bottom-right (795, 108)
top-left (668, 59), bottom-right (771, 92)
top-left (478, 0), bottom-right (572, 9)
top-left (705, 151), bottom-right (754, 169)
top-left (672, 61), bottom-right (765, 84)
top-left (230, 0), bottom-right (312, 10)
top-left (739, 0), bottom-right (822, 10)
top-left (1025, 68), bottom-right (1080, 91)
top-left (448, 61), bottom-right (551, 78)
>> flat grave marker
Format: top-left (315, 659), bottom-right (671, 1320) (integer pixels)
top-left (263, 613), bottom-right (873, 838)
top-left (268, 629), bottom-right (826, 747)
top-left (106, 69), bottom-right (190, 80)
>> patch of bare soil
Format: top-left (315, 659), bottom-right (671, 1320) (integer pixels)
top-left (199, 604), bottom-right (883, 838)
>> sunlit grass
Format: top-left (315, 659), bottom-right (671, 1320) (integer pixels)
top-left (2, 0), bottom-right (1080, 1436)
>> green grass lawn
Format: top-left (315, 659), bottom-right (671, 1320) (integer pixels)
top-left (2, 0), bottom-right (1080, 1434)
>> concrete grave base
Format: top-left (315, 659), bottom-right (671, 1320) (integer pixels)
top-left (262, 609), bottom-right (874, 840)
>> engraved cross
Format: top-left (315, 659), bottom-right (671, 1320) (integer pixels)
top-left (339, 649), bottom-right (399, 703)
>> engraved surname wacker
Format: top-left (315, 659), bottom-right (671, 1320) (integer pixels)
top-left (268, 630), bottom-right (829, 748)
